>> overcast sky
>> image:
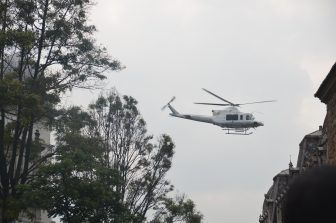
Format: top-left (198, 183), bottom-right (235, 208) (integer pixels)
top-left (68, 0), bottom-right (336, 222)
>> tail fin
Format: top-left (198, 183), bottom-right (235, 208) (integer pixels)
top-left (167, 104), bottom-right (179, 115)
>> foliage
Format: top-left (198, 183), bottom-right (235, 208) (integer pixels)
top-left (17, 92), bottom-right (203, 223)
top-left (0, 0), bottom-right (121, 222)
top-left (88, 91), bottom-right (175, 222)
top-left (28, 107), bottom-right (126, 223)
top-left (151, 194), bottom-right (203, 223)
top-left (0, 1), bottom-right (204, 222)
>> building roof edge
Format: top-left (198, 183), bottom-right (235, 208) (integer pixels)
top-left (315, 62), bottom-right (336, 104)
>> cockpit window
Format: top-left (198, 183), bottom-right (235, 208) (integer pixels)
top-left (226, 114), bottom-right (238, 121)
top-left (246, 115), bottom-right (251, 120)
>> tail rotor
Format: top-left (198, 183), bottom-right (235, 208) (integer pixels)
top-left (161, 96), bottom-right (176, 111)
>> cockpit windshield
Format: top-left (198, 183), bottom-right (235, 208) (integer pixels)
top-left (246, 114), bottom-right (254, 120)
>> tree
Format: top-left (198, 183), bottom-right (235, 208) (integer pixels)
top-left (0, 0), bottom-right (122, 222)
top-left (89, 92), bottom-right (174, 222)
top-left (88, 92), bottom-right (175, 222)
top-left (28, 107), bottom-right (126, 223)
top-left (27, 93), bottom-right (203, 223)
top-left (28, 96), bottom-right (178, 222)
top-left (151, 194), bottom-right (203, 223)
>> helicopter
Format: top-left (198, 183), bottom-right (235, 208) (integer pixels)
top-left (162, 88), bottom-right (275, 135)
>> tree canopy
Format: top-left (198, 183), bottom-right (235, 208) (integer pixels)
top-left (0, 0), bottom-right (121, 222)
top-left (151, 194), bottom-right (203, 223)
top-left (29, 92), bottom-right (202, 223)
top-left (29, 107), bottom-right (126, 223)
top-left (88, 92), bottom-right (175, 222)
top-left (0, 1), bottom-right (203, 222)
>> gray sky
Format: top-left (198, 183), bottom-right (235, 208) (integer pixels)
top-left (69, 0), bottom-right (336, 222)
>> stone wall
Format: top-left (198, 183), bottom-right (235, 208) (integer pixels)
top-left (326, 93), bottom-right (336, 164)
top-left (314, 62), bottom-right (336, 165)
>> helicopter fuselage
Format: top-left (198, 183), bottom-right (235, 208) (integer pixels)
top-left (162, 89), bottom-right (274, 134)
top-left (168, 105), bottom-right (263, 129)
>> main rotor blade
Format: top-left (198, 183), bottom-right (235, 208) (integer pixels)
top-left (238, 100), bottom-right (277, 106)
top-left (202, 88), bottom-right (236, 105)
top-left (194, 102), bottom-right (231, 106)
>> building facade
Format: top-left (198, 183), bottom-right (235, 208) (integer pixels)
top-left (259, 129), bottom-right (325, 223)
top-left (15, 126), bottom-right (54, 223)
top-left (259, 61), bottom-right (336, 223)
top-left (315, 62), bottom-right (336, 164)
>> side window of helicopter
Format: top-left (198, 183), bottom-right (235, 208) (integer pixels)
top-left (226, 114), bottom-right (238, 121)
top-left (246, 115), bottom-right (251, 120)
top-left (240, 115), bottom-right (243, 120)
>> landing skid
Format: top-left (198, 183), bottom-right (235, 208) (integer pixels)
top-left (226, 132), bottom-right (253, 135)
top-left (222, 128), bottom-right (253, 135)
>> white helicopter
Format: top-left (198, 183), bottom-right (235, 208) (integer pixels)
top-left (162, 88), bottom-right (275, 135)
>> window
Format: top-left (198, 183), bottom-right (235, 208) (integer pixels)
top-left (240, 115), bottom-right (243, 120)
top-left (246, 115), bottom-right (251, 120)
top-left (226, 114), bottom-right (238, 121)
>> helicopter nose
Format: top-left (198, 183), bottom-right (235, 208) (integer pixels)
top-left (254, 121), bottom-right (264, 127)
